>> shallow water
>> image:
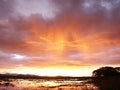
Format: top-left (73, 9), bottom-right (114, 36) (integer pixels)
top-left (0, 79), bottom-right (99, 90)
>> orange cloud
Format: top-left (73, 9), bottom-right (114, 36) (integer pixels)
top-left (0, 0), bottom-right (120, 76)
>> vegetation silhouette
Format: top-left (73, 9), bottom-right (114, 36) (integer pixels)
top-left (92, 66), bottom-right (120, 77)
top-left (92, 66), bottom-right (120, 90)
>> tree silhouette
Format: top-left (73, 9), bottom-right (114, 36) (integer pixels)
top-left (92, 67), bottom-right (120, 90)
top-left (92, 66), bottom-right (120, 77)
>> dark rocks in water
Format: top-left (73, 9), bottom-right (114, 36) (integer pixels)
top-left (0, 82), bottom-right (15, 87)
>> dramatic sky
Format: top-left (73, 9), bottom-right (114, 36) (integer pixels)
top-left (0, 0), bottom-right (120, 76)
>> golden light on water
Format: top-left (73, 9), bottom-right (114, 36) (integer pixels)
top-left (43, 81), bottom-right (60, 87)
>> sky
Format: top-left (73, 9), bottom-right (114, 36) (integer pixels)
top-left (0, 0), bottom-right (120, 76)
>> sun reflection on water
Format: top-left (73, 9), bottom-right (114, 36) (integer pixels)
top-left (42, 81), bottom-right (60, 87)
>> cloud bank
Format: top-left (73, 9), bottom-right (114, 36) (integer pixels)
top-left (0, 0), bottom-right (120, 70)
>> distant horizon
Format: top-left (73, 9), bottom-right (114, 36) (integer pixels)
top-left (0, 65), bottom-right (119, 77)
top-left (0, 73), bottom-right (91, 77)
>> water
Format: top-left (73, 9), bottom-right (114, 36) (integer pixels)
top-left (0, 79), bottom-right (99, 90)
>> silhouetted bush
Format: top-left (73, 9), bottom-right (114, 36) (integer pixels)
top-left (92, 66), bottom-right (120, 77)
top-left (92, 76), bottom-right (120, 90)
top-left (91, 66), bottom-right (120, 90)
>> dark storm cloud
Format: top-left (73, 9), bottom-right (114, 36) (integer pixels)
top-left (0, 15), bottom-right (48, 55)
top-left (0, 19), bottom-right (28, 53)
top-left (0, 0), bottom-right (15, 19)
